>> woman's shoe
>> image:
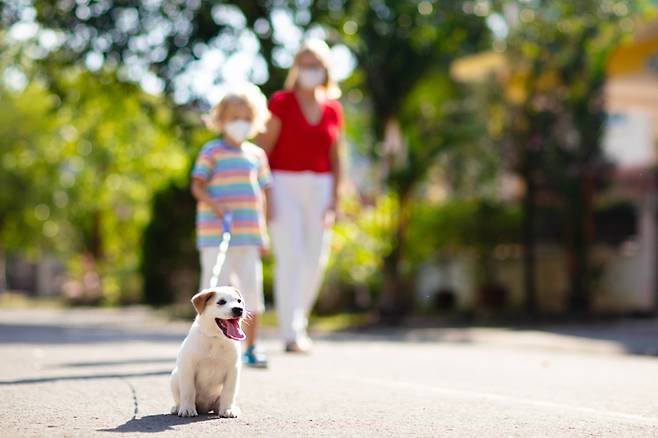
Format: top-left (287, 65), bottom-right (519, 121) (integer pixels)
top-left (284, 336), bottom-right (313, 353)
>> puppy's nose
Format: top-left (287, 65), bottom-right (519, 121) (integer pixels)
top-left (232, 307), bottom-right (243, 317)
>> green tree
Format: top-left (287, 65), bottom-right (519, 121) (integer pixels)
top-left (53, 69), bottom-right (188, 302)
top-left (0, 79), bottom-right (60, 291)
top-left (0, 34), bottom-right (62, 289)
top-left (141, 179), bottom-right (198, 306)
top-left (0, 54), bottom-right (188, 300)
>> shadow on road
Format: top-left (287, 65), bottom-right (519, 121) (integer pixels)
top-left (542, 323), bottom-right (658, 356)
top-left (0, 370), bottom-right (171, 386)
top-left (320, 319), bottom-right (658, 357)
top-left (98, 413), bottom-right (219, 433)
top-left (0, 322), bottom-right (184, 345)
top-left (54, 358), bottom-right (175, 368)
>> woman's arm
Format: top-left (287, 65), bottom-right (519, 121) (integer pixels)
top-left (191, 178), bottom-right (224, 218)
top-left (263, 186), bottom-right (273, 222)
top-left (254, 115), bottom-right (282, 154)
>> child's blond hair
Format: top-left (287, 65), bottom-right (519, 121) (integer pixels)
top-left (205, 84), bottom-right (270, 137)
top-left (284, 39), bottom-right (341, 99)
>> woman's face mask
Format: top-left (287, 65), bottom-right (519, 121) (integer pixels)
top-left (223, 119), bottom-right (252, 144)
top-left (297, 67), bottom-right (326, 90)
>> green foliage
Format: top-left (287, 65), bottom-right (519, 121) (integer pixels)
top-left (0, 81), bottom-right (59, 251)
top-left (398, 72), bottom-right (499, 198)
top-left (0, 63), bottom-right (188, 302)
top-left (407, 200), bottom-right (520, 264)
top-left (326, 195), bottom-right (396, 291)
top-left (52, 70), bottom-right (188, 302)
top-left (407, 199), bottom-right (520, 290)
top-left (141, 179), bottom-right (197, 306)
top-left (323, 196), bottom-right (521, 307)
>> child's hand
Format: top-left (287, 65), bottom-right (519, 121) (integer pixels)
top-left (260, 239), bottom-right (270, 256)
top-left (266, 202), bottom-right (275, 223)
top-left (323, 206), bottom-right (337, 228)
top-left (212, 202), bottom-right (225, 218)
top-left (259, 236), bottom-right (272, 257)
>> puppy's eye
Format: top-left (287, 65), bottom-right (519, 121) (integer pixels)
top-left (218, 299), bottom-right (226, 305)
top-left (237, 299), bottom-right (242, 303)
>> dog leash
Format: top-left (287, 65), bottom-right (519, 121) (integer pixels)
top-left (209, 211), bottom-right (232, 288)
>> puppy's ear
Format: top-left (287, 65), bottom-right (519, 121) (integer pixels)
top-left (191, 290), bottom-right (216, 314)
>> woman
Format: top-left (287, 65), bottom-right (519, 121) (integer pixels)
top-left (257, 39), bottom-right (343, 353)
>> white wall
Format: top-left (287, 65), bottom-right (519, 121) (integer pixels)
top-left (604, 111), bottom-right (654, 167)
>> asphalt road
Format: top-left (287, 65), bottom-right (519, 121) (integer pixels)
top-left (1, 307), bottom-right (657, 437)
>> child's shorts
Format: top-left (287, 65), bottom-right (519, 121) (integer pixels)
top-left (199, 246), bottom-right (265, 313)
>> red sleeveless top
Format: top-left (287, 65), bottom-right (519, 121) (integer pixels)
top-left (267, 90), bottom-right (343, 173)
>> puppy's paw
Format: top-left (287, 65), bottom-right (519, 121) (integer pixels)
top-left (177, 404), bottom-right (198, 417)
top-left (170, 405), bottom-right (179, 415)
top-left (219, 406), bottom-right (240, 418)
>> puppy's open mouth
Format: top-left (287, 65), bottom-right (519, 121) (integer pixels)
top-left (215, 318), bottom-right (246, 341)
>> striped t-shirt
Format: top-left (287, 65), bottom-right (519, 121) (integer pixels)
top-left (191, 139), bottom-right (272, 249)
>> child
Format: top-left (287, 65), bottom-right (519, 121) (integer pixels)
top-left (191, 84), bottom-right (272, 368)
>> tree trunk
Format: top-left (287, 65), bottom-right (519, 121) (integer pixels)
top-left (379, 191), bottom-right (413, 322)
top-left (567, 171), bottom-right (593, 312)
top-left (0, 242), bottom-right (6, 293)
top-left (80, 210), bottom-right (104, 302)
top-left (0, 222), bottom-right (6, 293)
top-left (521, 162), bottom-right (537, 315)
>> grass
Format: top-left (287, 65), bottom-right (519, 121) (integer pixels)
top-left (159, 303), bottom-right (370, 333)
top-left (255, 310), bottom-right (371, 332)
top-left (308, 312), bottom-right (371, 331)
top-left (260, 309), bottom-right (372, 332)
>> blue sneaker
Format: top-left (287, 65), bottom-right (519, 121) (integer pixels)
top-left (243, 345), bottom-right (268, 369)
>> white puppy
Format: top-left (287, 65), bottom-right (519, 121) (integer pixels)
top-left (170, 286), bottom-right (245, 418)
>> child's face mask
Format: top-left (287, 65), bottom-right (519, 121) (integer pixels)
top-left (297, 67), bottom-right (325, 90)
top-left (223, 119), bottom-right (252, 144)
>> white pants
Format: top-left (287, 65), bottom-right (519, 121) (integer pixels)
top-left (199, 246), bottom-right (264, 313)
top-left (270, 171), bottom-right (333, 342)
